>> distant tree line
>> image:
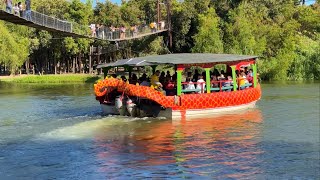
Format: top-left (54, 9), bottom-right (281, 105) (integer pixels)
top-left (0, 0), bottom-right (319, 80)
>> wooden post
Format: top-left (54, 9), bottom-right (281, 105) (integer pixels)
top-left (205, 68), bottom-right (211, 93)
top-left (231, 66), bottom-right (237, 91)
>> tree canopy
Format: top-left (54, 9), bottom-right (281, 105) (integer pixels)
top-left (0, 0), bottom-right (319, 80)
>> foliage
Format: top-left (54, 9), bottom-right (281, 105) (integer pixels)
top-left (0, 0), bottom-right (319, 81)
top-left (192, 8), bottom-right (223, 53)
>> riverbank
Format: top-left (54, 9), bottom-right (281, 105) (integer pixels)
top-left (0, 74), bottom-right (102, 83)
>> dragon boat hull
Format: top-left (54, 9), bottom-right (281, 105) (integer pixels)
top-left (170, 100), bottom-right (257, 120)
top-left (94, 77), bottom-right (261, 119)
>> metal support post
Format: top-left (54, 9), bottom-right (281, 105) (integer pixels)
top-left (231, 66), bottom-right (237, 91)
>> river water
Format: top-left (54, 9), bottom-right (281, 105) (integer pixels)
top-left (0, 82), bottom-right (319, 179)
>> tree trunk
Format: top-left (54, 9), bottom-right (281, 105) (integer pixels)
top-left (66, 59), bottom-right (69, 73)
top-left (54, 58), bottom-right (57, 75)
top-left (25, 59), bottom-right (29, 75)
top-left (89, 46), bottom-right (93, 74)
top-left (78, 53), bottom-right (83, 74)
top-left (72, 57), bottom-right (76, 74)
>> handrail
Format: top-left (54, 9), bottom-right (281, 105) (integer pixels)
top-left (91, 22), bottom-right (168, 41)
top-left (1, 4), bottom-right (168, 41)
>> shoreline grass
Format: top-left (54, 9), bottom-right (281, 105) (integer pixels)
top-left (0, 74), bottom-right (102, 83)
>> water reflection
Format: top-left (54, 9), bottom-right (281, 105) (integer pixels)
top-left (94, 109), bottom-right (263, 178)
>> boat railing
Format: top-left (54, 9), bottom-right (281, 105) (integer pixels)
top-left (181, 82), bottom-right (206, 93)
top-left (180, 78), bottom-right (253, 94)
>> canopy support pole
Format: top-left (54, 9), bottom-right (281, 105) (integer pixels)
top-left (176, 65), bottom-right (184, 96)
top-left (205, 68), bottom-right (211, 93)
top-left (231, 66), bottom-right (237, 91)
top-left (253, 63), bottom-right (257, 88)
top-left (177, 70), bottom-right (182, 96)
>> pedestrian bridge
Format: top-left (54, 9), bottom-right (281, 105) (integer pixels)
top-left (0, 9), bottom-right (168, 42)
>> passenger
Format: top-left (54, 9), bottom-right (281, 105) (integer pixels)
top-left (172, 72), bottom-right (177, 81)
top-left (159, 71), bottom-right (165, 85)
top-left (165, 71), bottom-right (171, 79)
top-left (202, 71), bottom-right (206, 80)
top-left (140, 77), bottom-right (150, 86)
top-left (187, 71), bottom-right (192, 79)
top-left (217, 73), bottom-right (225, 80)
top-left (244, 67), bottom-right (248, 74)
top-left (238, 71), bottom-right (248, 89)
top-left (120, 75), bottom-right (127, 82)
top-left (151, 70), bottom-right (163, 89)
top-left (130, 74), bottom-right (138, 84)
top-left (193, 69), bottom-right (200, 82)
top-left (139, 73), bottom-right (147, 82)
top-left (211, 75), bottom-right (218, 88)
top-left (165, 79), bottom-right (175, 96)
top-left (223, 76), bottom-right (233, 91)
top-left (196, 75), bottom-right (206, 93)
top-left (247, 69), bottom-right (253, 83)
top-left (213, 69), bottom-right (219, 76)
top-left (184, 77), bottom-right (195, 90)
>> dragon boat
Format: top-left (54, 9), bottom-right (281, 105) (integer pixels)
top-left (94, 54), bottom-right (261, 119)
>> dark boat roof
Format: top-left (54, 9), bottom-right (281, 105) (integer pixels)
top-left (97, 53), bottom-right (258, 68)
top-left (96, 58), bottom-right (154, 68)
top-left (140, 53), bottom-right (258, 65)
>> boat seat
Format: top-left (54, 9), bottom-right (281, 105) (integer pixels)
top-left (181, 89), bottom-right (201, 93)
top-left (240, 83), bottom-right (253, 89)
top-left (210, 86), bottom-right (233, 91)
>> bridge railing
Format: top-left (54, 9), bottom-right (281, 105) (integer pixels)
top-left (30, 11), bottom-right (72, 32)
top-left (1, 3), bottom-right (167, 41)
top-left (92, 22), bottom-right (168, 41)
top-left (1, 4), bottom-right (73, 33)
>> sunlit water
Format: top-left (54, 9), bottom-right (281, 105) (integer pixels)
top-left (0, 82), bottom-right (319, 179)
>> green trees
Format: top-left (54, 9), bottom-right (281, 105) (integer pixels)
top-left (0, 22), bottom-right (29, 75)
top-left (0, 0), bottom-right (319, 80)
top-left (192, 8), bottom-right (223, 53)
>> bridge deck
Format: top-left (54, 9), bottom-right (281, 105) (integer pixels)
top-left (0, 10), bottom-right (167, 42)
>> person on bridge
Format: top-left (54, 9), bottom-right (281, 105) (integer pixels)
top-left (13, 3), bottom-right (19, 15)
top-left (4, 0), bottom-right (12, 13)
top-left (25, 0), bottom-right (31, 21)
top-left (18, 2), bottom-right (24, 17)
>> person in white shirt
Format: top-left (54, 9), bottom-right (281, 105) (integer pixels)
top-left (196, 75), bottom-right (206, 93)
top-left (184, 77), bottom-right (195, 90)
top-left (13, 4), bottom-right (19, 15)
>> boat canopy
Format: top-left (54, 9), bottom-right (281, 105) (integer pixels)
top-left (140, 54), bottom-right (258, 67)
top-left (97, 53), bottom-right (258, 69)
top-left (96, 58), bottom-right (155, 69)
